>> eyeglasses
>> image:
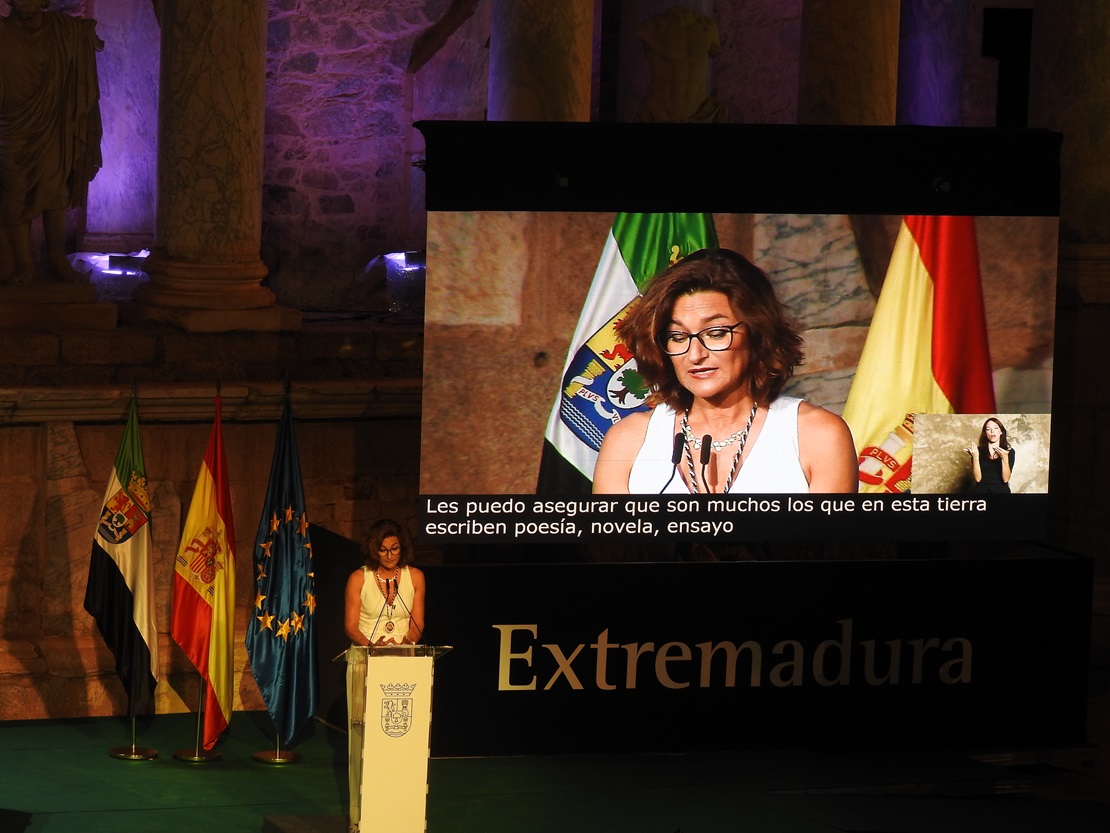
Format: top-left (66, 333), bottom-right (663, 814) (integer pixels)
top-left (660, 323), bottom-right (744, 356)
top-left (379, 545), bottom-right (401, 556)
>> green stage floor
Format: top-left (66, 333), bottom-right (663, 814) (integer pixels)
top-left (1, 711), bottom-right (1108, 832)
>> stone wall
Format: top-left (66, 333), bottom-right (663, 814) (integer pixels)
top-left (262, 0), bottom-right (483, 310)
top-left (0, 320), bottom-right (424, 721)
top-left (0, 411), bottom-right (424, 721)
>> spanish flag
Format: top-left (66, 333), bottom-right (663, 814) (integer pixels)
top-left (842, 215), bottom-right (996, 493)
top-left (171, 397), bottom-right (236, 749)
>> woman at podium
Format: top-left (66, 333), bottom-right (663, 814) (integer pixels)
top-left (343, 518), bottom-right (426, 831)
top-left (344, 518), bottom-right (426, 646)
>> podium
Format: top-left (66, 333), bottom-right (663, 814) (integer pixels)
top-left (345, 644), bottom-right (451, 832)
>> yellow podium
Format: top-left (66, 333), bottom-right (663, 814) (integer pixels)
top-left (347, 645), bottom-right (451, 832)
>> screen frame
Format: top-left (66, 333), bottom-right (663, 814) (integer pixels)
top-left (416, 122), bottom-right (1062, 557)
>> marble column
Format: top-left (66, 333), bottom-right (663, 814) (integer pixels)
top-left (487, 0), bottom-right (594, 121)
top-left (797, 0), bottom-right (900, 125)
top-left (128, 0), bottom-right (297, 331)
top-left (1027, 0), bottom-right (1110, 664)
top-left (1029, 2), bottom-right (1110, 256)
top-left (896, 0), bottom-right (968, 126)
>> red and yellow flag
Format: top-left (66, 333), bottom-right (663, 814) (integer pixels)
top-left (842, 215), bottom-right (996, 493)
top-left (171, 397), bottom-right (236, 749)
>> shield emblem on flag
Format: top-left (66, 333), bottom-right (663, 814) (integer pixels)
top-left (558, 304), bottom-right (649, 451)
top-left (98, 488), bottom-right (149, 544)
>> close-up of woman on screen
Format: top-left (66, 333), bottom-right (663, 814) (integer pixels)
top-left (593, 248), bottom-right (858, 495)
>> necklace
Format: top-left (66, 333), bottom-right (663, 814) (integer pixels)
top-left (682, 404), bottom-right (758, 493)
top-left (682, 407), bottom-right (757, 452)
top-left (375, 569), bottom-right (400, 632)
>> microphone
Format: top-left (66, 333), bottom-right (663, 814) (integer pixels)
top-left (700, 435), bottom-right (712, 493)
top-left (391, 569), bottom-right (425, 645)
top-left (658, 433), bottom-right (684, 493)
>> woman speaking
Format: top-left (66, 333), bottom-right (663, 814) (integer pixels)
top-left (343, 519), bottom-right (426, 833)
top-left (593, 248), bottom-right (858, 494)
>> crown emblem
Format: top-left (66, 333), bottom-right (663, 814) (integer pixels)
top-left (379, 683), bottom-right (417, 696)
top-left (127, 471), bottom-right (153, 512)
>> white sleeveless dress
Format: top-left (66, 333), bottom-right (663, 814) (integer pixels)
top-left (626, 396), bottom-right (810, 493)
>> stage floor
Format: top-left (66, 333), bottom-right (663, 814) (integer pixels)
top-left (2, 696), bottom-right (1108, 833)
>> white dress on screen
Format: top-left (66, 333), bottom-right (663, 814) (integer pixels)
top-left (626, 396), bottom-right (810, 493)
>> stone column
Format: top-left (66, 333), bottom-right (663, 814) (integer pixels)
top-left (896, 0), bottom-right (968, 126)
top-left (798, 0), bottom-right (900, 125)
top-left (1028, 0), bottom-right (1110, 661)
top-left (1030, 1), bottom-right (1110, 258)
top-left (1031, 0), bottom-right (1110, 307)
top-left (127, 0), bottom-right (297, 331)
top-left (487, 0), bottom-right (594, 121)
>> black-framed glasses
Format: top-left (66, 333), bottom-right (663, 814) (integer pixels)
top-left (660, 323), bottom-right (744, 356)
top-left (379, 544), bottom-right (401, 556)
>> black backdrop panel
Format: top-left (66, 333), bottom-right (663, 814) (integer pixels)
top-left (310, 523), bottom-right (365, 731)
top-left (416, 121), bottom-right (1060, 216)
top-left (420, 549), bottom-right (1090, 757)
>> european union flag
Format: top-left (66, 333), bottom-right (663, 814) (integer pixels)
top-left (245, 396), bottom-right (318, 745)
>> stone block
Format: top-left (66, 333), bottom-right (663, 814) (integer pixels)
top-left (0, 302), bottom-right (117, 331)
top-left (0, 640), bottom-right (46, 677)
top-left (59, 331), bottom-right (159, 366)
top-left (120, 303), bottom-right (303, 333)
top-left (0, 331), bottom-right (60, 367)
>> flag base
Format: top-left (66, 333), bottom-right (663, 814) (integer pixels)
top-left (109, 744), bottom-right (157, 761)
top-left (252, 749), bottom-right (302, 764)
top-left (173, 747), bottom-right (221, 762)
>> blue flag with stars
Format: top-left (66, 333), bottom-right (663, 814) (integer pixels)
top-left (245, 396), bottom-right (318, 745)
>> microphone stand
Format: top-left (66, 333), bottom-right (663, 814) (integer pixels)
top-left (699, 434), bottom-right (713, 493)
top-left (659, 432), bottom-right (684, 494)
top-left (392, 573), bottom-right (424, 645)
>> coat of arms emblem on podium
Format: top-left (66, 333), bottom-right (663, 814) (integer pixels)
top-left (379, 683), bottom-right (416, 738)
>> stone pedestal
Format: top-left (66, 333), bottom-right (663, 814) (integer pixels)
top-left (119, 301), bottom-right (301, 333)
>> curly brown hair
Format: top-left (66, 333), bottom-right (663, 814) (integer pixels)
top-left (363, 518), bottom-right (414, 568)
top-left (616, 248), bottom-right (804, 411)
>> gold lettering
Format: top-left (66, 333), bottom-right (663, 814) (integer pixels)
top-left (940, 637), bottom-right (972, 683)
top-left (655, 642), bottom-right (692, 689)
top-left (493, 624), bottom-right (537, 691)
top-left (770, 640), bottom-right (804, 686)
top-left (542, 642), bottom-right (585, 690)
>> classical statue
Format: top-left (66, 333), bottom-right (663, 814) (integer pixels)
top-left (636, 6), bottom-right (725, 124)
top-left (0, 1), bottom-right (104, 285)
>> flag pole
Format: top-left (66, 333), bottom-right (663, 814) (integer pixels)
top-left (174, 671), bottom-right (220, 762)
top-left (89, 385), bottom-right (159, 761)
top-left (247, 388), bottom-right (314, 765)
top-left (252, 725), bottom-right (302, 764)
top-left (109, 715), bottom-right (157, 760)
